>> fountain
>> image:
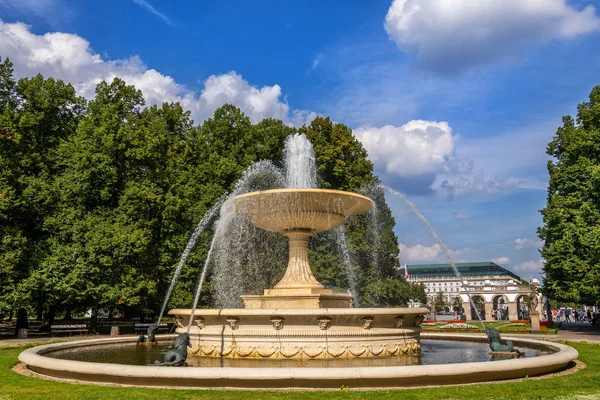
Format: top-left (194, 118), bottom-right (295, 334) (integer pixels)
top-left (18, 134), bottom-right (579, 389)
top-left (168, 136), bottom-right (428, 359)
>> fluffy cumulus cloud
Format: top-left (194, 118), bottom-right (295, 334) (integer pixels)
top-left (515, 237), bottom-right (544, 250)
top-left (492, 256), bottom-right (510, 265)
top-left (355, 121), bottom-right (463, 178)
top-left (354, 120), bottom-right (514, 197)
top-left (384, 0), bottom-right (600, 74)
top-left (513, 259), bottom-right (544, 273)
top-left (0, 20), bottom-right (313, 125)
top-left (355, 120), bottom-right (467, 194)
top-left (399, 243), bottom-right (471, 263)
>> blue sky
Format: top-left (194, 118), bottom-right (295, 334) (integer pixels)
top-left (1, 0), bottom-right (600, 281)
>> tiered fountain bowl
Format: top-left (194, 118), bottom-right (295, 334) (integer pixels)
top-left (170, 188), bottom-right (429, 360)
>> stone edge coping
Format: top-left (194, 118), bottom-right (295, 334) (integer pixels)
top-left (168, 307), bottom-right (431, 316)
top-left (18, 334), bottom-right (578, 384)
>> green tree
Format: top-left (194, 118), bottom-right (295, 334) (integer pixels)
top-left (432, 291), bottom-right (448, 313)
top-left (0, 59), bottom-right (85, 321)
top-left (46, 79), bottom-right (203, 328)
top-left (538, 85), bottom-right (600, 305)
top-left (452, 296), bottom-right (463, 313)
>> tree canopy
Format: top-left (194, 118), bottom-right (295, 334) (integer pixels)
top-left (0, 58), bottom-right (423, 327)
top-left (538, 85), bottom-right (600, 305)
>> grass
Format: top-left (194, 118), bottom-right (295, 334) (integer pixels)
top-left (0, 341), bottom-right (599, 400)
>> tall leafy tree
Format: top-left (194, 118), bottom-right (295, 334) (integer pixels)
top-left (46, 79), bottom-right (201, 327)
top-left (538, 85), bottom-right (600, 305)
top-left (0, 59), bottom-right (85, 320)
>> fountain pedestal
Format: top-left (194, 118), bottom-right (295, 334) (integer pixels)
top-left (242, 230), bottom-right (353, 308)
top-left (242, 289), bottom-right (353, 309)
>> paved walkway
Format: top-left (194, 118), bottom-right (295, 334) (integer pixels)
top-left (0, 334), bottom-right (117, 349)
top-left (541, 321), bottom-right (600, 343)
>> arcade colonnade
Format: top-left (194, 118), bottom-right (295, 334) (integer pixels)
top-left (462, 291), bottom-right (534, 321)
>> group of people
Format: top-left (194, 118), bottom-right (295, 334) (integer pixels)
top-left (547, 308), bottom-right (600, 324)
top-left (492, 308), bottom-right (509, 321)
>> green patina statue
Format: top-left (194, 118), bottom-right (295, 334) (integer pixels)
top-left (151, 332), bottom-right (191, 366)
top-left (137, 325), bottom-right (157, 345)
top-left (485, 327), bottom-right (523, 355)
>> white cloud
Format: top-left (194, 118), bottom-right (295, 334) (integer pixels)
top-left (399, 243), bottom-right (471, 263)
top-left (355, 120), bottom-right (463, 177)
top-left (354, 120), bottom-right (514, 197)
top-left (131, 0), bottom-right (173, 27)
top-left (515, 238), bottom-right (544, 250)
top-left (514, 259), bottom-right (544, 273)
top-left (492, 256), bottom-right (510, 265)
top-left (0, 20), bottom-right (308, 125)
top-left (384, 0), bottom-right (600, 74)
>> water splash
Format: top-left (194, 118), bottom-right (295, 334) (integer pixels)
top-left (284, 133), bottom-right (317, 189)
top-left (158, 160), bottom-right (283, 320)
top-left (186, 160), bottom-right (287, 313)
top-left (384, 185), bottom-right (485, 328)
top-left (161, 133), bottom-right (364, 316)
top-left (156, 198), bottom-right (224, 324)
top-left (187, 232), bottom-right (219, 332)
top-left (333, 226), bottom-right (359, 307)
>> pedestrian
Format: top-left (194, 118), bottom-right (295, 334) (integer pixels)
top-left (496, 309), bottom-right (502, 321)
top-left (565, 308), bottom-right (572, 323)
top-left (587, 310), bottom-right (592, 322)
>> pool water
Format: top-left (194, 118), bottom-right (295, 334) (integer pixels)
top-left (47, 339), bottom-right (552, 368)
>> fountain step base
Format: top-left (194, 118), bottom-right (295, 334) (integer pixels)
top-left (242, 290), bottom-right (353, 309)
top-left (170, 307), bottom-right (428, 359)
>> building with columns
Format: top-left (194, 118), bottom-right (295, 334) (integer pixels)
top-left (405, 262), bottom-right (538, 321)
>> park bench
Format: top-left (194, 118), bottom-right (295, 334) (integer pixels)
top-left (134, 323), bottom-right (168, 335)
top-left (50, 324), bottom-right (88, 337)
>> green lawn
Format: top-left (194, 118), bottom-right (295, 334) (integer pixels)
top-left (0, 341), bottom-right (598, 400)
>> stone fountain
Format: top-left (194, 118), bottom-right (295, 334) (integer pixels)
top-left (170, 187), bottom-right (429, 360)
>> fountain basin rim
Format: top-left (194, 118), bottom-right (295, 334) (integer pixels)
top-left (224, 188), bottom-right (374, 221)
top-left (19, 334), bottom-right (578, 389)
top-left (169, 307), bottom-right (430, 317)
top-left (225, 188), bottom-right (373, 205)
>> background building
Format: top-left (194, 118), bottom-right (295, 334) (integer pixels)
top-left (405, 262), bottom-right (538, 321)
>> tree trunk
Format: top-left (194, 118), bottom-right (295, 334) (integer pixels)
top-left (15, 308), bottom-right (28, 337)
top-left (90, 298), bottom-right (98, 333)
top-left (36, 302), bottom-right (43, 322)
top-left (545, 299), bottom-right (553, 323)
top-left (46, 304), bottom-right (57, 327)
top-left (8, 309), bottom-right (13, 321)
top-left (63, 308), bottom-right (72, 321)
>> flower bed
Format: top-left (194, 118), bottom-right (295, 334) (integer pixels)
top-left (440, 323), bottom-right (479, 330)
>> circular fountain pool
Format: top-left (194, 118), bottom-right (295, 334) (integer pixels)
top-left (45, 339), bottom-right (552, 367)
top-left (18, 334), bottom-right (578, 389)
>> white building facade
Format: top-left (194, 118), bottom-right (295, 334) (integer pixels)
top-left (405, 262), bottom-right (538, 321)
